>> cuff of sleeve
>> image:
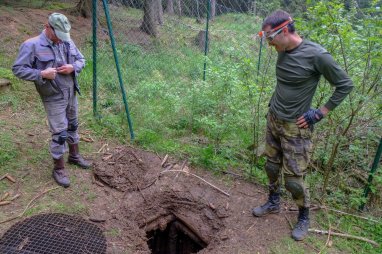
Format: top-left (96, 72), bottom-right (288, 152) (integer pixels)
top-left (38, 70), bottom-right (47, 84)
top-left (72, 63), bottom-right (79, 76)
top-left (324, 101), bottom-right (337, 111)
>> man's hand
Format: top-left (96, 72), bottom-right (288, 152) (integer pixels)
top-left (297, 107), bottom-right (328, 128)
top-left (57, 64), bottom-right (74, 75)
top-left (41, 67), bottom-right (57, 80)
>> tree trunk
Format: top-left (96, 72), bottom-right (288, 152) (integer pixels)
top-left (165, 0), bottom-right (174, 14)
top-left (210, 0), bottom-right (216, 20)
top-left (74, 0), bottom-right (92, 18)
top-left (195, 0), bottom-right (200, 20)
top-left (251, 0), bottom-right (256, 15)
top-left (157, 0), bottom-right (164, 25)
top-left (175, 0), bottom-right (182, 16)
top-left (141, 0), bottom-right (158, 37)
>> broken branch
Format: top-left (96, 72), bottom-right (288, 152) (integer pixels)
top-left (0, 186), bottom-right (59, 224)
top-left (161, 154), bottom-right (169, 167)
top-left (159, 170), bottom-right (230, 197)
top-left (309, 229), bottom-right (380, 247)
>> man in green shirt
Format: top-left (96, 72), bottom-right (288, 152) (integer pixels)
top-left (251, 10), bottom-right (353, 241)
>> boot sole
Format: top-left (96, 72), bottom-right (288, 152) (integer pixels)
top-left (53, 178), bottom-right (70, 188)
top-left (68, 160), bottom-right (91, 169)
top-left (292, 233), bottom-right (308, 241)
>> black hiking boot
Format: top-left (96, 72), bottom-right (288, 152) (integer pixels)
top-left (252, 190), bottom-right (280, 217)
top-left (53, 157), bottom-right (70, 188)
top-left (292, 207), bottom-right (310, 241)
top-left (68, 143), bottom-right (91, 169)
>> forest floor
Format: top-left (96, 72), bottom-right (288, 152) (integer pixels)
top-left (0, 5), bottom-right (346, 254)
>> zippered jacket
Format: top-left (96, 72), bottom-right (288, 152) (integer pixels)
top-left (12, 31), bottom-right (85, 97)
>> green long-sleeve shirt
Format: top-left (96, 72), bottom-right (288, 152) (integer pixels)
top-left (270, 40), bottom-right (353, 122)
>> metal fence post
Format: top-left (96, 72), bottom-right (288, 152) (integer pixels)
top-left (203, 0), bottom-right (211, 81)
top-left (359, 137), bottom-right (382, 211)
top-left (101, 0), bottom-right (135, 140)
top-left (92, 0), bottom-right (97, 117)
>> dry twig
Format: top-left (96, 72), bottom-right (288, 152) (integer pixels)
top-left (0, 186), bottom-right (59, 224)
top-left (0, 192), bottom-right (10, 202)
top-left (161, 154), bottom-right (169, 167)
top-left (309, 229), bottom-right (380, 247)
top-left (8, 194), bottom-right (21, 201)
top-left (159, 170), bottom-right (230, 197)
top-left (284, 215), bottom-right (293, 229)
top-left (6, 174), bottom-right (16, 183)
top-left (289, 205), bottom-right (379, 223)
top-left (97, 143), bottom-right (108, 153)
top-left (318, 205), bottom-right (332, 254)
top-left (323, 206), bottom-right (379, 223)
top-left (0, 201), bottom-right (11, 206)
top-left (0, 174), bottom-right (16, 183)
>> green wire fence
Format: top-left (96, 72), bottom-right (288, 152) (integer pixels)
top-left (91, 0), bottom-right (272, 164)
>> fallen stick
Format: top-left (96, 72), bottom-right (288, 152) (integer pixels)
top-left (129, 150), bottom-right (143, 164)
top-left (159, 170), bottom-right (230, 197)
top-left (324, 206), bottom-right (379, 223)
top-left (102, 154), bottom-right (113, 161)
top-left (0, 174), bottom-right (16, 183)
top-left (0, 192), bottom-right (10, 202)
top-left (97, 143), bottom-right (108, 153)
top-left (81, 137), bottom-right (93, 143)
top-left (309, 229), bottom-right (380, 247)
top-left (284, 215), bottom-right (293, 229)
top-left (164, 164), bottom-right (174, 171)
top-left (180, 160), bottom-right (187, 171)
top-left (222, 171), bottom-right (243, 178)
top-left (0, 186), bottom-right (59, 224)
top-left (0, 201), bottom-right (11, 206)
top-left (6, 174), bottom-right (16, 183)
top-left (161, 154), bottom-right (169, 167)
top-left (289, 206), bottom-right (379, 223)
top-left (8, 194), bottom-right (21, 201)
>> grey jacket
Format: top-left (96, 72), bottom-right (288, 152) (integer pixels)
top-left (12, 31), bottom-right (85, 97)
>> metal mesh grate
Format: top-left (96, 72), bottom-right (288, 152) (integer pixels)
top-left (0, 213), bottom-right (107, 254)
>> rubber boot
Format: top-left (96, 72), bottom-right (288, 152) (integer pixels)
top-left (252, 188), bottom-right (280, 217)
top-left (68, 143), bottom-right (91, 169)
top-left (292, 207), bottom-right (310, 241)
top-left (53, 157), bottom-right (70, 188)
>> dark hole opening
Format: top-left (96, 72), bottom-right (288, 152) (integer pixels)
top-left (146, 219), bottom-right (206, 254)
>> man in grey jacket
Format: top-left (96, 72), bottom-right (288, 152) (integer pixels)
top-left (12, 13), bottom-right (90, 188)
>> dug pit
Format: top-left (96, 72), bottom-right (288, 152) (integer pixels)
top-left (93, 146), bottom-right (229, 253)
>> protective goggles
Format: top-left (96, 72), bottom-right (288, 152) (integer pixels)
top-left (258, 17), bottom-right (294, 42)
top-left (265, 28), bottom-right (283, 42)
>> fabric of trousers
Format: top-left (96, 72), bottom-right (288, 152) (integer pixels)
top-left (264, 111), bottom-right (313, 208)
top-left (42, 86), bottom-right (79, 159)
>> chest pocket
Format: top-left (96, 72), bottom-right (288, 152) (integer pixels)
top-left (35, 52), bottom-right (55, 69)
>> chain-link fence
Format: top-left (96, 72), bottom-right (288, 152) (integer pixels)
top-left (90, 0), bottom-right (276, 170)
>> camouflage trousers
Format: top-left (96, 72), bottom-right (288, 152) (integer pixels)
top-left (264, 111), bottom-right (313, 208)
